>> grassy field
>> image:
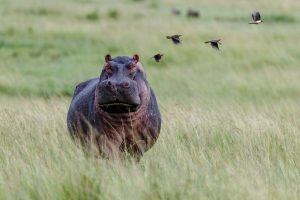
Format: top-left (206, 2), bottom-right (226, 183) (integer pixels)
top-left (0, 0), bottom-right (300, 199)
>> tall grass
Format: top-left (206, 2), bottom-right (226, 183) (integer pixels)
top-left (0, 98), bottom-right (299, 199)
top-left (0, 0), bottom-right (300, 199)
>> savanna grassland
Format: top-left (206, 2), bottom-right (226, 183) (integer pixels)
top-left (0, 0), bottom-right (300, 199)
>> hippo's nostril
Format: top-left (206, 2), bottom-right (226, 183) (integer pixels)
top-left (106, 81), bottom-right (112, 89)
top-left (122, 81), bottom-right (130, 88)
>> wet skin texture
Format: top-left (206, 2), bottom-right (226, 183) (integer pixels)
top-left (67, 55), bottom-right (161, 161)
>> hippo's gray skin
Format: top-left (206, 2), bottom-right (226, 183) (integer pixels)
top-left (67, 54), bottom-right (161, 161)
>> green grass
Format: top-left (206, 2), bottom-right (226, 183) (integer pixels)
top-left (0, 0), bottom-right (300, 199)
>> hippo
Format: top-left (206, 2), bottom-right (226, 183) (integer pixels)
top-left (67, 54), bottom-right (161, 161)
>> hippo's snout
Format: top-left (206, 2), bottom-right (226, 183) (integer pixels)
top-left (105, 80), bottom-right (130, 91)
top-left (96, 79), bottom-right (141, 113)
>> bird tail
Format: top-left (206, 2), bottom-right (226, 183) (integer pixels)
top-left (204, 41), bottom-right (210, 43)
top-left (166, 36), bottom-right (171, 39)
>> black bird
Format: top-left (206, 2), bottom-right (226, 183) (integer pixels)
top-left (249, 11), bottom-right (263, 24)
top-left (205, 39), bottom-right (222, 50)
top-left (152, 54), bottom-right (164, 62)
top-left (166, 35), bottom-right (182, 45)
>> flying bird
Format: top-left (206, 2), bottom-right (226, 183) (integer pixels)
top-left (205, 39), bottom-right (222, 50)
top-left (249, 11), bottom-right (263, 24)
top-left (152, 54), bottom-right (164, 62)
top-left (166, 35), bottom-right (182, 45)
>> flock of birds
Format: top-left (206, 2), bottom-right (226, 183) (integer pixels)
top-left (151, 10), bottom-right (263, 62)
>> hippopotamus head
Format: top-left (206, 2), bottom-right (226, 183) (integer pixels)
top-left (95, 54), bottom-right (149, 113)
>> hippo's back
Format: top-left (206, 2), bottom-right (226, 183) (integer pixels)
top-left (67, 78), bottom-right (99, 134)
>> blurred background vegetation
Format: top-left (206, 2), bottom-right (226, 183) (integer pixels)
top-left (0, 0), bottom-right (299, 105)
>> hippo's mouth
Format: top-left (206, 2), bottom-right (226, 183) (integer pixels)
top-left (99, 102), bottom-right (139, 113)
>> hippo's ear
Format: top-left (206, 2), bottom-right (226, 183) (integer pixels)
top-left (105, 54), bottom-right (112, 63)
top-left (133, 54), bottom-right (139, 64)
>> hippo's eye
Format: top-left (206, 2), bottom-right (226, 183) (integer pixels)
top-left (127, 64), bottom-right (137, 72)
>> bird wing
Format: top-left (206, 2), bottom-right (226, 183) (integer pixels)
top-left (211, 42), bottom-right (219, 50)
top-left (154, 54), bottom-right (160, 59)
top-left (254, 11), bottom-right (261, 21)
top-left (251, 13), bottom-right (255, 21)
top-left (172, 37), bottom-right (181, 44)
